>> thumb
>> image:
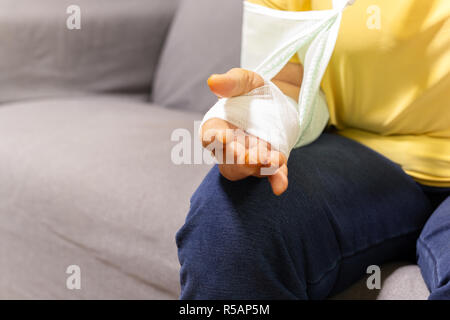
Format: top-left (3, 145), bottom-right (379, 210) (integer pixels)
top-left (207, 68), bottom-right (264, 98)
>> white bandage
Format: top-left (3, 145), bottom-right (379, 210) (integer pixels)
top-left (201, 81), bottom-right (300, 158)
top-left (201, 0), bottom-right (353, 158)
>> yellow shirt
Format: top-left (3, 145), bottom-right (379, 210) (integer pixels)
top-left (248, 0), bottom-right (450, 187)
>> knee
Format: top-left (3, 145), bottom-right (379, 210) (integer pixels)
top-left (175, 166), bottom-right (306, 299)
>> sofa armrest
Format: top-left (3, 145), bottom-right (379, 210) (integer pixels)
top-left (0, 0), bottom-right (178, 103)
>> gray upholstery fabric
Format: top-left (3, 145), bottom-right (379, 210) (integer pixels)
top-left (0, 96), bottom-right (429, 299)
top-left (0, 0), bottom-right (430, 300)
top-left (0, 96), bottom-right (211, 299)
top-left (332, 263), bottom-right (429, 300)
top-left (0, 0), bottom-right (178, 104)
top-left (152, 0), bottom-right (242, 113)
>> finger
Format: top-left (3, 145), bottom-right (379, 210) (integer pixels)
top-left (215, 128), bottom-right (230, 145)
top-left (268, 164), bottom-right (288, 196)
top-left (247, 143), bottom-right (270, 168)
top-left (201, 118), bottom-right (236, 148)
top-left (201, 127), bottom-right (218, 149)
top-left (219, 136), bottom-right (260, 180)
top-left (218, 164), bottom-right (253, 181)
top-left (214, 129), bottom-right (232, 164)
top-left (229, 139), bottom-right (260, 175)
top-left (207, 68), bottom-right (264, 98)
top-left (202, 128), bottom-right (228, 164)
top-left (258, 150), bottom-right (286, 176)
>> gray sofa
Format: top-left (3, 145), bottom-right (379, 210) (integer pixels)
top-left (0, 0), bottom-right (429, 299)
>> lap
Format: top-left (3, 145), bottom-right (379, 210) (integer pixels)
top-left (179, 133), bottom-right (433, 298)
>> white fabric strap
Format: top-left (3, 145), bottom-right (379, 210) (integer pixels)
top-left (201, 0), bottom-right (353, 158)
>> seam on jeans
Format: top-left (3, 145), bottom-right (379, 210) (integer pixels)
top-left (278, 202), bottom-right (309, 297)
top-left (417, 237), bottom-right (439, 288)
top-left (306, 227), bottom-right (421, 285)
top-left (314, 188), bottom-right (344, 293)
top-left (282, 232), bottom-right (309, 294)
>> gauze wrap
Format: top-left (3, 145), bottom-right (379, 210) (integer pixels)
top-left (200, 0), bottom-right (353, 158)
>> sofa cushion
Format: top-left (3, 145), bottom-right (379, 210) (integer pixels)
top-left (332, 262), bottom-right (429, 300)
top-left (0, 0), bottom-right (178, 104)
top-left (0, 96), bottom-right (211, 298)
top-left (152, 0), bottom-right (242, 113)
top-left (0, 96), bottom-right (429, 299)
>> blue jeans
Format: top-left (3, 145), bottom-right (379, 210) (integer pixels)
top-left (176, 133), bottom-right (450, 299)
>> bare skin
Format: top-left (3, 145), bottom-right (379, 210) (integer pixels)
top-left (201, 62), bottom-right (303, 196)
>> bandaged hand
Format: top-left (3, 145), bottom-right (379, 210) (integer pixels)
top-left (201, 67), bottom-right (302, 196)
top-left (199, 0), bottom-right (350, 196)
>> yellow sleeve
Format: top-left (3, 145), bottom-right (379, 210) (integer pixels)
top-left (245, 0), bottom-right (311, 64)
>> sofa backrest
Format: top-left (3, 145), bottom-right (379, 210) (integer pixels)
top-left (152, 0), bottom-right (243, 113)
top-left (0, 0), bottom-right (179, 104)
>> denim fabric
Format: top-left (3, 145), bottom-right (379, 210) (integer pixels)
top-left (176, 133), bottom-right (449, 299)
top-left (417, 186), bottom-right (450, 300)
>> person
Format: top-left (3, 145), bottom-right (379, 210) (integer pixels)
top-left (176, 0), bottom-right (450, 299)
